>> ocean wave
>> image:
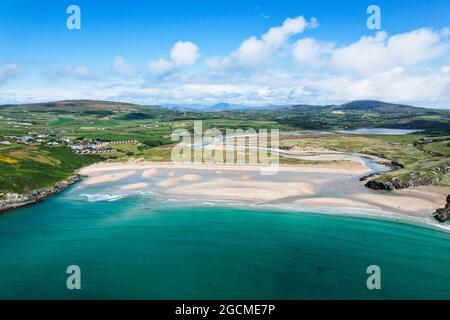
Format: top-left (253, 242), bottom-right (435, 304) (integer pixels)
top-left (81, 194), bottom-right (124, 202)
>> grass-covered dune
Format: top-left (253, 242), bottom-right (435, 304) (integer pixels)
top-left (280, 133), bottom-right (450, 189)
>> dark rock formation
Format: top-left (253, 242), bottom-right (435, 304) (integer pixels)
top-left (365, 161), bottom-right (449, 191)
top-left (390, 161), bottom-right (404, 169)
top-left (365, 174), bottom-right (437, 191)
top-left (359, 173), bottom-right (379, 182)
top-left (433, 195), bottom-right (450, 222)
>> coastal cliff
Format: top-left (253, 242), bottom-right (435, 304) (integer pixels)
top-left (433, 195), bottom-right (450, 222)
top-left (365, 161), bottom-right (449, 191)
top-left (0, 175), bottom-right (80, 213)
top-left (363, 160), bottom-right (450, 222)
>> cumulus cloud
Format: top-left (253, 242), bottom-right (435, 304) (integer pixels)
top-left (148, 41), bottom-right (199, 76)
top-left (292, 38), bottom-right (334, 68)
top-left (3, 66), bottom-right (450, 108)
top-left (2, 16), bottom-right (450, 108)
top-left (113, 56), bottom-right (137, 77)
top-left (331, 28), bottom-right (449, 76)
top-left (170, 41), bottom-right (200, 66)
top-left (0, 63), bottom-right (21, 84)
top-left (208, 16), bottom-right (318, 69)
top-left (148, 59), bottom-right (175, 76)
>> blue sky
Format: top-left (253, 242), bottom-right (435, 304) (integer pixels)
top-left (0, 0), bottom-right (449, 107)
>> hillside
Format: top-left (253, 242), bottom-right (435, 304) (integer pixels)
top-left (215, 100), bottom-right (450, 133)
top-left (0, 100), bottom-right (142, 113)
top-left (1, 99), bottom-right (449, 132)
top-left (0, 99), bottom-right (449, 198)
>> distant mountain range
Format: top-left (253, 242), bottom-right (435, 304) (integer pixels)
top-left (161, 102), bottom-right (285, 112)
top-left (1, 99), bottom-right (448, 113)
top-left (161, 100), bottom-right (450, 112)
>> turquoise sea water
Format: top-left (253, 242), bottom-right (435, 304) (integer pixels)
top-left (0, 187), bottom-right (449, 299)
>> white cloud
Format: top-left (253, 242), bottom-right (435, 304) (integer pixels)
top-left (148, 41), bottom-right (199, 76)
top-left (113, 56), bottom-right (137, 77)
top-left (47, 65), bottom-right (95, 81)
top-left (66, 65), bottom-right (92, 78)
top-left (3, 65), bottom-right (450, 108)
top-left (2, 17), bottom-right (450, 109)
top-left (209, 16), bottom-right (318, 69)
top-left (331, 28), bottom-right (449, 76)
top-left (0, 63), bottom-right (21, 84)
top-left (292, 38), bottom-right (334, 68)
top-left (148, 58), bottom-right (175, 76)
top-left (170, 41), bottom-right (200, 66)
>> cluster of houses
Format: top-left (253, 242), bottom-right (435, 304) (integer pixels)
top-left (73, 148), bottom-right (117, 155)
top-left (7, 120), bottom-right (32, 128)
top-left (139, 124), bottom-right (159, 129)
top-left (109, 140), bottom-right (139, 145)
top-left (2, 135), bottom-right (35, 144)
top-left (70, 140), bottom-right (115, 154)
top-left (70, 139), bottom-right (139, 155)
top-left (1, 129), bottom-right (69, 146)
top-left (2, 134), bottom-right (69, 146)
top-left (1, 132), bottom-right (140, 156)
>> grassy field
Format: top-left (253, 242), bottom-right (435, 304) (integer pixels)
top-left (0, 146), bottom-right (100, 195)
top-left (1, 100), bottom-right (449, 195)
top-left (280, 133), bottom-right (450, 187)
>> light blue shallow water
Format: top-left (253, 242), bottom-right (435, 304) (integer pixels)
top-left (0, 187), bottom-right (449, 300)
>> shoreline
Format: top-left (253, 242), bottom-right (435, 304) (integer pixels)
top-left (161, 196), bottom-right (450, 233)
top-left (77, 159), bottom-right (373, 175)
top-left (76, 159), bottom-right (449, 225)
top-left (1, 154), bottom-right (449, 229)
top-left (0, 174), bottom-right (81, 214)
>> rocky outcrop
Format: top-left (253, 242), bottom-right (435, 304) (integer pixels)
top-left (359, 173), bottom-right (379, 182)
top-left (433, 195), bottom-right (450, 222)
top-left (365, 174), bottom-right (437, 191)
top-left (390, 161), bottom-right (404, 169)
top-left (0, 175), bottom-right (80, 213)
top-left (365, 161), bottom-right (449, 191)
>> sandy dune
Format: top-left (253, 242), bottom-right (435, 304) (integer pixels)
top-left (181, 174), bottom-right (203, 182)
top-left (141, 168), bottom-right (159, 178)
top-left (78, 161), bottom-right (370, 175)
top-left (353, 193), bottom-right (440, 214)
top-left (164, 178), bottom-right (315, 202)
top-left (83, 171), bottom-right (136, 186)
top-left (295, 197), bottom-right (376, 209)
top-left (121, 182), bottom-right (149, 190)
top-left (157, 177), bottom-right (182, 187)
top-left (78, 161), bottom-right (449, 223)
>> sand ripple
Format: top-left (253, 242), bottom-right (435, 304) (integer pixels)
top-left (84, 171), bottom-right (136, 186)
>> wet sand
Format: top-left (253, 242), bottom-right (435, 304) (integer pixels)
top-left (77, 160), bottom-right (449, 223)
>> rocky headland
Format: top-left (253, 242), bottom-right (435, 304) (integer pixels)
top-left (0, 175), bottom-right (81, 213)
